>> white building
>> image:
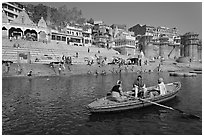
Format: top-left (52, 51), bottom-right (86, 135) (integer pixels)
top-left (82, 27), bottom-right (92, 47)
top-left (66, 24), bottom-right (83, 46)
top-left (113, 31), bottom-right (136, 55)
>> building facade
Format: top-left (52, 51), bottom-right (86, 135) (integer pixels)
top-left (2, 9), bottom-right (49, 42)
top-left (180, 32), bottom-right (199, 61)
top-left (2, 2), bottom-right (24, 22)
top-left (2, 8), bottom-right (92, 47)
top-left (129, 24), bottom-right (181, 59)
top-left (82, 23), bottom-right (93, 47)
top-left (111, 24), bottom-right (136, 56)
top-left (92, 21), bottom-right (113, 48)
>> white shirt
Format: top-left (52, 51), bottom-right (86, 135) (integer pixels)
top-left (158, 82), bottom-right (167, 95)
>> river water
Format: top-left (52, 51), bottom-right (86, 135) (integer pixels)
top-left (2, 72), bottom-right (202, 135)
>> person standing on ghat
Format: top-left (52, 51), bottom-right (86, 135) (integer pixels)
top-left (6, 62), bottom-right (11, 74)
top-left (58, 63), bottom-right (62, 75)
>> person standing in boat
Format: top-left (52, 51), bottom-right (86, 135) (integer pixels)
top-left (133, 75), bottom-right (147, 98)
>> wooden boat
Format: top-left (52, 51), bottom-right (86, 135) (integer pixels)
top-left (169, 72), bottom-right (197, 77)
top-left (87, 82), bottom-right (181, 113)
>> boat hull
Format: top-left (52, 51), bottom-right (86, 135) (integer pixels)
top-left (87, 82), bottom-right (181, 113)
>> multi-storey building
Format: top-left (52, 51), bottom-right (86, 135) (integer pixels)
top-left (128, 24), bottom-right (181, 59)
top-left (51, 23), bottom-right (93, 47)
top-left (82, 23), bottom-right (93, 47)
top-left (113, 31), bottom-right (136, 55)
top-left (180, 32), bottom-right (199, 61)
top-left (128, 24), bottom-right (180, 45)
top-left (92, 21), bottom-right (113, 48)
top-left (111, 24), bottom-right (136, 55)
top-left (2, 2), bottom-right (24, 22)
top-left (66, 24), bottom-right (83, 46)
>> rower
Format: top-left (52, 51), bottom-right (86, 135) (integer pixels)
top-left (132, 75), bottom-right (147, 98)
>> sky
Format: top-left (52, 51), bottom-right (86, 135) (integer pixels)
top-left (23, 2), bottom-right (202, 38)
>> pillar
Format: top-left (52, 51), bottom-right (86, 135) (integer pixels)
top-left (192, 45), bottom-right (198, 61)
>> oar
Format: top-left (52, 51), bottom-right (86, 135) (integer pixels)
top-left (138, 98), bottom-right (200, 119)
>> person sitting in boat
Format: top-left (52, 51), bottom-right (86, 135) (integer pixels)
top-left (132, 75), bottom-right (147, 98)
top-left (150, 78), bottom-right (167, 97)
top-left (110, 80), bottom-right (127, 102)
top-left (111, 80), bottom-right (123, 97)
top-left (156, 78), bottom-right (167, 95)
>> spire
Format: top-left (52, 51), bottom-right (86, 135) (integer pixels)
top-left (38, 16), bottom-right (47, 28)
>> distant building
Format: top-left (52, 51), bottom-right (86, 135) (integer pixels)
top-left (129, 24), bottom-right (179, 43)
top-left (94, 21), bottom-right (104, 25)
top-left (128, 24), bottom-right (181, 59)
top-left (113, 31), bottom-right (136, 56)
top-left (2, 2), bottom-right (24, 22)
top-left (2, 9), bottom-right (40, 41)
top-left (2, 8), bottom-right (92, 47)
top-left (82, 24), bottom-right (92, 47)
top-left (65, 24), bottom-right (83, 46)
top-left (110, 24), bottom-right (127, 31)
top-left (92, 22), bottom-right (112, 48)
top-left (111, 24), bottom-right (136, 55)
top-left (180, 32), bottom-right (199, 61)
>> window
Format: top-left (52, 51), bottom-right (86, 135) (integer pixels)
top-left (8, 12), bottom-right (14, 18)
top-left (2, 4), bottom-right (7, 8)
top-left (62, 37), bottom-right (66, 41)
top-left (8, 5), bottom-right (14, 11)
top-left (85, 39), bottom-right (89, 44)
top-left (57, 36), bottom-right (61, 40)
top-left (51, 35), bottom-right (56, 40)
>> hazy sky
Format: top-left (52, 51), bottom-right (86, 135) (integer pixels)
top-left (25, 2), bottom-right (202, 38)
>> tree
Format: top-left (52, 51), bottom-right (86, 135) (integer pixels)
top-left (87, 18), bottom-right (94, 25)
top-left (24, 3), bottom-right (87, 29)
top-left (25, 4), bottom-right (35, 19)
top-left (32, 4), bottom-right (48, 23)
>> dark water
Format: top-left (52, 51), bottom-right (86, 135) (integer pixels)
top-left (2, 72), bottom-right (202, 135)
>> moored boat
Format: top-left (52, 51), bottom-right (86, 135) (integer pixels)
top-left (87, 82), bottom-right (181, 113)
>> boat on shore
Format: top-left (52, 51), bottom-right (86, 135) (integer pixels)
top-left (87, 82), bottom-right (181, 113)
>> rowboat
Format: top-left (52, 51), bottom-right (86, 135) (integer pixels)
top-left (87, 82), bottom-right (181, 113)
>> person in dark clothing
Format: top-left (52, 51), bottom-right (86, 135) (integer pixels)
top-left (109, 80), bottom-right (128, 102)
top-left (132, 75), bottom-right (146, 98)
top-left (111, 80), bottom-right (123, 97)
top-left (27, 70), bottom-right (32, 76)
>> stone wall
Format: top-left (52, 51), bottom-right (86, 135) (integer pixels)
top-left (144, 43), bottom-right (180, 59)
